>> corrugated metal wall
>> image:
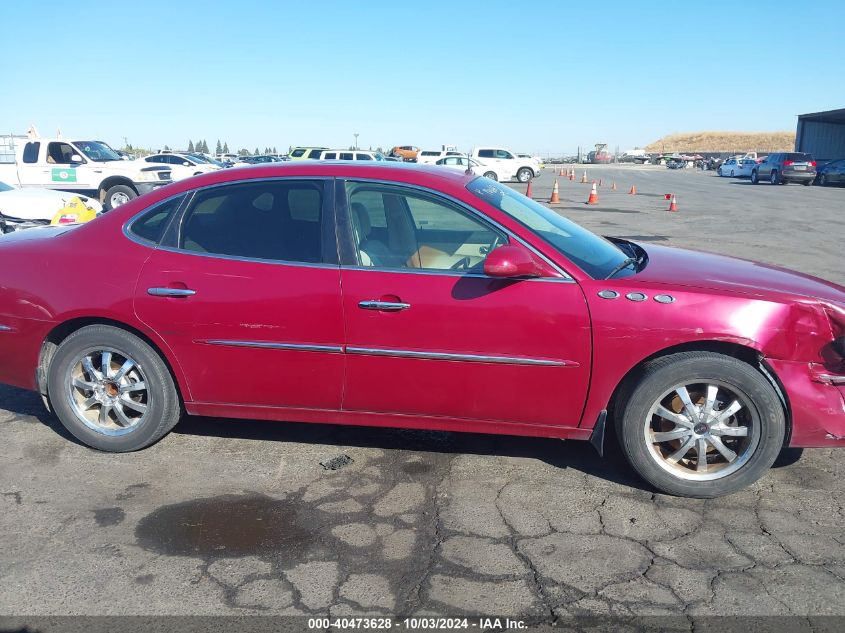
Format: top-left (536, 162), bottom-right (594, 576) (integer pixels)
top-left (796, 120), bottom-right (845, 161)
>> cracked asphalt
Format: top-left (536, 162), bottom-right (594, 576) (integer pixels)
top-left (1, 166), bottom-right (844, 630)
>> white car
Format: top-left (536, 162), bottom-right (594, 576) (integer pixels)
top-left (141, 153), bottom-right (220, 181)
top-left (718, 157), bottom-right (756, 178)
top-left (433, 156), bottom-right (515, 182)
top-left (0, 180), bottom-right (101, 233)
top-left (416, 149), bottom-right (463, 165)
top-left (470, 147), bottom-right (538, 182)
top-left (319, 150), bottom-right (386, 161)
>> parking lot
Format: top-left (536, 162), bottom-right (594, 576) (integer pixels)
top-left (1, 165), bottom-right (844, 630)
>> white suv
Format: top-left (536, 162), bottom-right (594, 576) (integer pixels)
top-left (319, 150), bottom-right (385, 161)
top-left (470, 147), bottom-right (537, 182)
top-left (416, 149), bottom-right (463, 165)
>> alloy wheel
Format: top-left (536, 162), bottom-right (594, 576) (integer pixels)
top-left (66, 348), bottom-right (150, 436)
top-left (643, 381), bottom-right (759, 481)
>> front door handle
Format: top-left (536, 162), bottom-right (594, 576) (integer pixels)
top-left (147, 287), bottom-right (196, 297)
top-left (358, 300), bottom-right (410, 312)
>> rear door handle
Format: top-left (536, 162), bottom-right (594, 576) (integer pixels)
top-left (147, 287), bottom-right (196, 297)
top-left (358, 300), bottom-right (410, 312)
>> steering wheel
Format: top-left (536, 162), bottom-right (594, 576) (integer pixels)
top-left (450, 256), bottom-right (472, 270)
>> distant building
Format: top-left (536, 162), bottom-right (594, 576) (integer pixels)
top-left (795, 108), bottom-right (845, 162)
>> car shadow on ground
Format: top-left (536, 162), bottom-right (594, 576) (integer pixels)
top-left (2, 382), bottom-right (805, 493)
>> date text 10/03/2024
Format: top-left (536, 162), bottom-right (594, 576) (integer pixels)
top-left (307, 618), bottom-right (528, 630)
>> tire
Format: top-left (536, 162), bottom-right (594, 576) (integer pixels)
top-left (770, 170), bottom-right (780, 185)
top-left (750, 170), bottom-right (759, 184)
top-left (47, 325), bottom-right (182, 452)
top-left (730, 169), bottom-right (735, 177)
top-left (615, 352), bottom-right (785, 498)
top-left (483, 171), bottom-right (498, 181)
top-left (103, 184), bottom-right (137, 211)
top-left (516, 167), bottom-right (533, 183)
top-left (819, 174), bottom-right (827, 186)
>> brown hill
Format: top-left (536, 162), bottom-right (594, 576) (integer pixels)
top-left (645, 131), bottom-right (795, 153)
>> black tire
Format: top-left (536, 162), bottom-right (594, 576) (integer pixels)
top-left (483, 171), bottom-right (498, 181)
top-left (102, 184), bottom-right (137, 211)
top-left (819, 174), bottom-right (827, 186)
top-left (730, 169), bottom-right (735, 177)
top-left (47, 325), bottom-right (182, 452)
top-left (615, 352), bottom-right (785, 498)
top-left (750, 170), bottom-right (759, 184)
top-left (516, 167), bottom-right (533, 183)
top-left (770, 170), bottom-right (780, 185)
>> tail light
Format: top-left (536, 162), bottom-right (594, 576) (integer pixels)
top-left (810, 161), bottom-right (817, 167)
top-left (783, 160), bottom-right (794, 166)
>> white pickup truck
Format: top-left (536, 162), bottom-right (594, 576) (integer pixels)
top-left (469, 147), bottom-right (538, 183)
top-left (0, 135), bottom-right (172, 210)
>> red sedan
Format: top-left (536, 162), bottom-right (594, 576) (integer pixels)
top-left (0, 163), bottom-right (843, 497)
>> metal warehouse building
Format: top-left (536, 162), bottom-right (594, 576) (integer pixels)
top-left (795, 107), bottom-right (845, 162)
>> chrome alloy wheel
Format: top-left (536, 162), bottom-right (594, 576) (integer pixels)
top-left (110, 191), bottom-right (131, 207)
top-left (643, 381), bottom-right (759, 481)
top-left (66, 348), bottom-right (150, 436)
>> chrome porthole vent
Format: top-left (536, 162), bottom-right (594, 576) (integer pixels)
top-left (654, 294), bottom-right (676, 304)
top-left (597, 290), bottom-right (619, 299)
top-left (626, 292), bottom-right (647, 302)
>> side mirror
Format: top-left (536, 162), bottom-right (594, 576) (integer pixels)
top-left (483, 244), bottom-right (543, 278)
top-left (70, 155), bottom-right (83, 163)
top-left (183, 161), bottom-right (192, 166)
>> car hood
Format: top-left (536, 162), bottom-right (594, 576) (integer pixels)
top-left (630, 242), bottom-right (845, 305)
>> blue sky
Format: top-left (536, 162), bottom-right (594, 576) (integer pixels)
top-left (3, 1), bottom-right (843, 154)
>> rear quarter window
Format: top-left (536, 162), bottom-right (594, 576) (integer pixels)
top-left (127, 195), bottom-right (184, 244)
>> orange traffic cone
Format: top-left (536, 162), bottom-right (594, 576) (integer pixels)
top-left (526, 180), bottom-right (533, 198)
top-left (549, 180), bottom-right (560, 203)
top-left (581, 170), bottom-right (588, 183)
top-left (628, 185), bottom-right (637, 195)
top-left (611, 181), bottom-right (617, 191)
top-left (668, 194), bottom-right (678, 212)
top-left (586, 182), bottom-right (598, 205)
top-left (558, 168), bottom-right (564, 177)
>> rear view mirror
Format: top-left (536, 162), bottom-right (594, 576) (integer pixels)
top-left (483, 244), bottom-right (543, 278)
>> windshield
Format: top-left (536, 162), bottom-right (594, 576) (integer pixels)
top-left (466, 178), bottom-right (631, 279)
top-left (187, 153), bottom-right (210, 163)
top-left (74, 140), bottom-right (122, 162)
top-left (0, 181), bottom-right (14, 192)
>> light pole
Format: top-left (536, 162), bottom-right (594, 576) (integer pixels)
top-left (353, 133), bottom-right (359, 150)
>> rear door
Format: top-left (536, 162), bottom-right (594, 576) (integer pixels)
top-left (133, 177), bottom-right (346, 410)
top-left (337, 179), bottom-right (592, 427)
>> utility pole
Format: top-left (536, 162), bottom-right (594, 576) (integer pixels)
top-left (353, 133), bottom-right (359, 150)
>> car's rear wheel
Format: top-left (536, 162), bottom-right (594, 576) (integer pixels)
top-left (750, 170), bottom-right (759, 184)
top-left (516, 167), bottom-right (533, 183)
top-left (47, 325), bottom-right (181, 452)
top-left (616, 352), bottom-right (785, 498)
top-left (770, 170), bottom-right (780, 185)
top-left (819, 174), bottom-right (828, 186)
top-left (483, 171), bottom-right (498, 181)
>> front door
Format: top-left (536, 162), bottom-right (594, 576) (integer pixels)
top-left (338, 180), bottom-right (592, 427)
top-left (134, 177), bottom-right (345, 411)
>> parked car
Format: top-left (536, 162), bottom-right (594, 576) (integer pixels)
top-left (142, 153), bottom-right (219, 181)
top-left (239, 155), bottom-right (284, 164)
top-left (469, 148), bottom-right (537, 182)
top-left (0, 135), bottom-right (171, 210)
top-left (433, 155), bottom-right (514, 182)
top-left (416, 150), bottom-right (462, 165)
top-left (1, 163), bottom-right (843, 498)
top-left (319, 150), bottom-right (386, 161)
top-left (389, 146), bottom-right (420, 161)
top-left (751, 152), bottom-right (816, 185)
top-left (717, 158), bottom-right (756, 178)
top-left (516, 153), bottom-right (544, 169)
top-left (816, 159), bottom-right (845, 186)
top-left (288, 147), bottom-right (328, 160)
top-left (0, 180), bottom-right (101, 233)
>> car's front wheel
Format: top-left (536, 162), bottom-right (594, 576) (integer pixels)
top-left (771, 170), bottom-right (780, 185)
top-left (616, 352), bottom-right (785, 498)
top-left (750, 170), bottom-right (759, 184)
top-left (47, 325), bottom-right (182, 452)
top-left (516, 167), bottom-right (533, 183)
top-left (103, 184), bottom-right (137, 210)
